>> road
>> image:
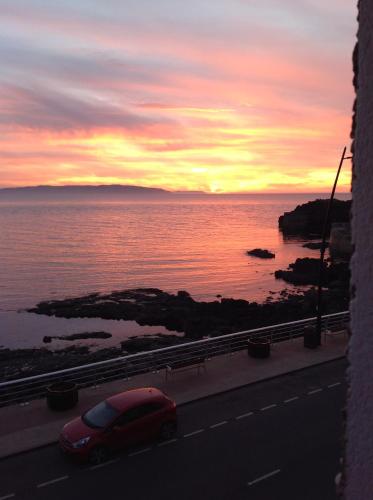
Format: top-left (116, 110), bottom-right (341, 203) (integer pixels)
top-left (0, 359), bottom-right (346, 500)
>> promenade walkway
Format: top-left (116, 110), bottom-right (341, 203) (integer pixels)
top-left (0, 334), bottom-right (347, 460)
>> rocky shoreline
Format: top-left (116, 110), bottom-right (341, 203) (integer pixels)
top-left (1, 280), bottom-right (348, 381)
top-left (26, 287), bottom-right (322, 341)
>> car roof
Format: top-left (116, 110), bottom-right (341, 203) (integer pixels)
top-left (106, 387), bottom-right (166, 412)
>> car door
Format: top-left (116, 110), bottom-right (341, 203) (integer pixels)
top-left (108, 403), bottom-right (164, 450)
top-left (132, 402), bottom-right (165, 441)
top-left (105, 406), bottom-right (143, 450)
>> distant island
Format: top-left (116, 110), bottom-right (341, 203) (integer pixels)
top-left (0, 184), bottom-right (184, 201)
top-left (0, 184), bottom-right (214, 201)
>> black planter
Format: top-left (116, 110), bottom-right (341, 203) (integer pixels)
top-left (303, 326), bottom-right (319, 349)
top-left (46, 381), bottom-right (78, 411)
top-left (247, 338), bottom-right (271, 359)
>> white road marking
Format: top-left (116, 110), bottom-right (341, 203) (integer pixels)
top-left (236, 412), bottom-right (253, 420)
top-left (210, 421), bottom-right (227, 429)
top-left (248, 469), bottom-right (281, 486)
top-left (89, 459), bottom-right (119, 470)
top-left (328, 382), bottom-right (342, 388)
top-left (284, 396), bottom-right (299, 404)
top-left (260, 404), bottom-right (277, 411)
top-left (308, 388), bottom-right (323, 395)
top-left (183, 429), bottom-right (204, 438)
top-left (128, 447), bottom-right (152, 457)
top-left (158, 438), bottom-right (178, 447)
top-left (37, 476), bottom-right (69, 488)
top-left (0, 494), bottom-right (16, 500)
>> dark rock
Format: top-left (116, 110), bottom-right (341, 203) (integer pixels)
top-left (302, 242), bottom-right (328, 250)
top-left (247, 248), bottom-right (275, 259)
top-left (0, 344), bottom-right (124, 382)
top-left (184, 316), bottom-right (218, 340)
top-left (279, 199), bottom-right (351, 236)
top-left (275, 258), bottom-right (324, 285)
top-left (28, 288), bottom-right (191, 326)
top-left (275, 258), bottom-right (350, 289)
top-left (43, 331), bottom-right (112, 343)
top-left (65, 331), bottom-right (112, 341)
top-left (120, 334), bottom-right (185, 353)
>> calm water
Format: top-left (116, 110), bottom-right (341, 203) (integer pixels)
top-left (0, 193), bottom-right (350, 348)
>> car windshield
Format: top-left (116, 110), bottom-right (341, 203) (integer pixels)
top-left (82, 401), bottom-right (120, 429)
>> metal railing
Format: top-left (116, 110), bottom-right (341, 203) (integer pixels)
top-left (0, 310), bottom-right (349, 407)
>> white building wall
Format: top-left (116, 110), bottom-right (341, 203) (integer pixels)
top-left (346, 0), bottom-right (373, 496)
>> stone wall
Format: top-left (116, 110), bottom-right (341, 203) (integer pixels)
top-left (346, 0), bottom-right (373, 496)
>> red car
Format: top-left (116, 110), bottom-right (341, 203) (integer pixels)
top-left (59, 387), bottom-right (177, 464)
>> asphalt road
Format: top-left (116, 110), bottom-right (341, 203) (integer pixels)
top-left (0, 359), bottom-right (347, 500)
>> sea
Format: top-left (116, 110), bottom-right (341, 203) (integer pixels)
top-left (0, 193), bottom-right (351, 350)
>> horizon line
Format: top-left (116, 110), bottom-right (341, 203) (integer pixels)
top-left (0, 183), bottom-right (351, 195)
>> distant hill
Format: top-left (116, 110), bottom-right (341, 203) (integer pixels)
top-left (0, 184), bottom-right (174, 201)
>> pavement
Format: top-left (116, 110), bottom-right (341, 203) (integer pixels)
top-left (0, 333), bottom-right (347, 460)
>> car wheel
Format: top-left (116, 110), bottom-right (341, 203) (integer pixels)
top-left (159, 421), bottom-right (177, 440)
top-left (89, 446), bottom-right (108, 465)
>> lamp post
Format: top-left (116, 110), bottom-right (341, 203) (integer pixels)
top-left (315, 146), bottom-right (352, 345)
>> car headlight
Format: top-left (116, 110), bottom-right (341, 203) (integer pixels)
top-left (72, 436), bottom-right (91, 448)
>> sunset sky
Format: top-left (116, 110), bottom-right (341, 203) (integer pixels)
top-left (0, 0), bottom-right (356, 192)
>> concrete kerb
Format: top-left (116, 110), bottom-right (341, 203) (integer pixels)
top-left (0, 441), bottom-right (57, 463)
top-left (0, 350), bottom-right (346, 462)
